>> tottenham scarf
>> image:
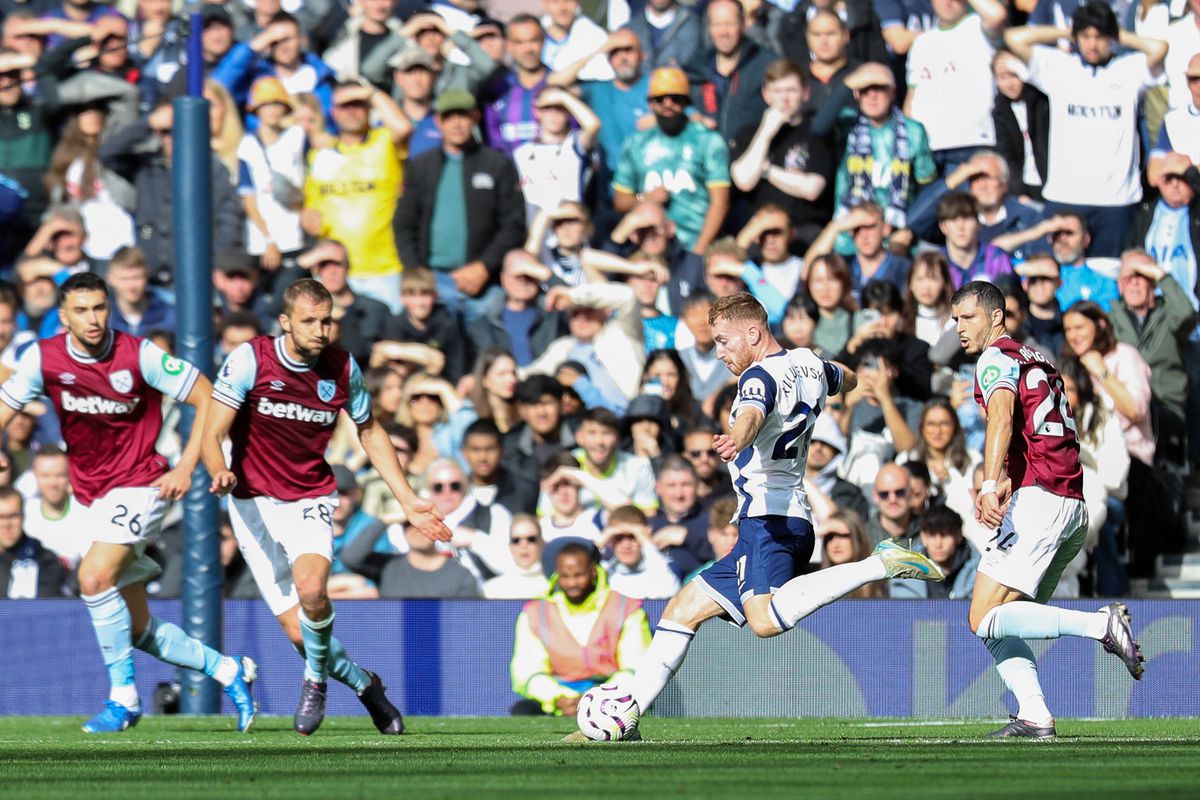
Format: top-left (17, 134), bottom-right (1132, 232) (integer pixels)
top-left (845, 107), bottom-right (911, 227)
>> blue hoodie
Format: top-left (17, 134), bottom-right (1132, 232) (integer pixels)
top-left (212, 43), bottom-right (337, 128)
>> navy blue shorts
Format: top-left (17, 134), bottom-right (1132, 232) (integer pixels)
top-left (694, 515), bottom-right (815, 627)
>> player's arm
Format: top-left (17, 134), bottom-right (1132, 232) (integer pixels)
top-left (0, 342), bottom-right (42, 466)
top-left (714, 405), bottom-right (764, 462)
top-left (151, 373), bottom-right (216, 501)
top-left (978, 387), bottom-right (1016, 528)
top-left (357, 414), bottom-right (451, 542)
top-left (201, 400), bottom-right (240, 496)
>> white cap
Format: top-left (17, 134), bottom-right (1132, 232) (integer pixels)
top-left (811, 413), bottom-right (847, 454)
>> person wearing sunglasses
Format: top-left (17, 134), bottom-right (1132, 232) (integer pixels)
top-left (868, 463), bottom-right (920, 545)
top-left (483, 514), bottom-right (549, 599)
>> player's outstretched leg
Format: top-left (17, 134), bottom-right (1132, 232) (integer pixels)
top-left (78, 545), bottom-right (142, 734)
top-left (764, 540), bottom-right (944, 635)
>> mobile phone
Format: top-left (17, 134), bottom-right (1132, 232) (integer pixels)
top-left (860, 308), bottom-right (881, 327)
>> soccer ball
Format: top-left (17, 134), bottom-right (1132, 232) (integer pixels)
top-left (576, 683), bottom-right (640, 741)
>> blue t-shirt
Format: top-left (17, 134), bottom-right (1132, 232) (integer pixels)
top-left (873, 0), bottom-right (935, 32)
top-left (580, 74), bottom-right (651, 196)
top-left (502, 306), bottom-right (538, 367)
top-left (408, 113), bottom-right (443, 159)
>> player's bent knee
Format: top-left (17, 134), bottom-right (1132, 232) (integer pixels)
top-left (77, 566), bottom-right (118, 596)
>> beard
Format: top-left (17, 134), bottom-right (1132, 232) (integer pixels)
top-left (614, 63), bottom-right (641, 83)
top-left (655, 111), bottom-right (687, 136)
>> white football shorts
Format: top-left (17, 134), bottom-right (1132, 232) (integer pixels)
top-left (229, 493), bottom-right (338, 616)
top-left (81, 485), bottom-right (169, 589)
top-left (979, 484), bottom-right (1089, 603)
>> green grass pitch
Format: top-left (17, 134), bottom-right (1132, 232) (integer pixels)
top-left (1, 716), bottom-right (1197, 799)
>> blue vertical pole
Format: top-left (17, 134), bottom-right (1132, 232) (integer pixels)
top-left (176, 12), bottom-right (221, 715)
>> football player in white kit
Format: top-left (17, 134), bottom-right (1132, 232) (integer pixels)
top-left (594, 293), bottom-right (946, 740)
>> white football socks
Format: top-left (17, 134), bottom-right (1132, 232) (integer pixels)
top-left (976, 602), bottom-right (1107, 641)
top-left (629, 620), bottom-right (695, 713)
top-left (768, 557), bottom-right (887, 632)
top-left (986, 637), bottom-right (1053, 727)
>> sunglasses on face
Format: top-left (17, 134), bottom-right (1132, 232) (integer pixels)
top-left (431, 481), bottom-right (463, 493)
top-left (510, 535), bottom-right (539, 545)
top-left (650, 94), bottom-right (688, 106)
top-left (409, 393), bottom-right (439, 403)
top-left (685, 449), bottom-right (715, 459)
top-left (877, 488), bottom-right (909, 500)
top-left (824, 530), bottom-right (852, 540)
top-left (152, 127), bottom-right (172, 136)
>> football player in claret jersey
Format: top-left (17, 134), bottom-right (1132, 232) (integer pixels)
top-left (201, 279), bottom-right (451, 736)
top-left (596, 293), bottom-right (944, 741)
top-left (0, 273), bottom-right (256, 734)
top-left (952, 281), bottom-right (1144, 740)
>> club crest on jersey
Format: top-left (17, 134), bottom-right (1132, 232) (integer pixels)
top-left (109, 369), bottom-right (134, 394)
top-left (59, 372), bottom-right (76, 385)
top-left (316, 380), bottom-right (336, 403)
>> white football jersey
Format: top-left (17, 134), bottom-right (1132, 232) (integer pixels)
top-left (726, 348), bottom-right (844, 520)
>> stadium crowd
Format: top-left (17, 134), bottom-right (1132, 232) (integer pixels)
top-left (1, 0), bottom-right (1198, 610)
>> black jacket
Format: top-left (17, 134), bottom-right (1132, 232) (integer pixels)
top-left (0, 534), bottom-right (67, 598)
top-left (993, 85), bottom-right (1050, 200)
top-left (487, 467), bottom-right (540, 516)
top-left (467, 292), bottom-right (566, 369)
top-left (386, 302), bottom-right (471, 383)
top-left (393, 143), bottom-right (526, 279)
top-left (686, 38), bottom-right (778, 148)
top-left (337, 293), bottom-right (395, 370)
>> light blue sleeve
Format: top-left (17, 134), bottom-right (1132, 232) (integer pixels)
top-left (740, 261), bottom-right (788, 326)
top-left (139, 339), bottom-right (200, 402)
top-left (212, 343), bottom-right (258, 409)
top-left (0, 343), bottom-right (43, 409)
top-left (346, 357), bottom-right (371, 424)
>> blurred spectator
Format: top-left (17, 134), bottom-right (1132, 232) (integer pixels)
top-left (1134, 153), bottom-right (1200, 312)
top-left (703, 238), bottom-right (786, 326)
top-left (483, 513), bottom-right (551, 599)
top-left (237, 77), bottom-right (306, 274)
top-left (831, 62), bottom-right (936, 231)
top-left (1005, 3), bottom-right (1167, 257)
top-left (0, 50), bottom-right (57, 263)
top-left (677, 293), bottom-right (729, 406)
top-left (600, 505), bottom-right (680, 599)
top-left (683, 496), bottom-right (739, 582)
top-left (107, 245), bottom-right (173, 337)
top-left (889, 505), bottom-right (978, 599)
top-left (840, 279), bottom-right (931, 401)
top-left (935, 192), bottom-right (1013, 288)
top-left (902, 251), bottom-right (954, 355)
top-left (539, 453), bottom-right (607, 541)
top-left (730, 60), bottom-right (834, 248)
top-left (392, 12), bottom-right (496, 98)
top-left (388, 47), bottom-right (442, 159)
top-left (23, 207), bottom-right (92, 274)
top-left (806, 253), bottom-right (859, 356)
top-left (867, 461), bottom-right (921, 545)
top-left (21, 445), bottom-right (85, 569)
top-left (646, 455), bottom-right (712, 579)
top-left (991, 51), bottom-right (1050, 203)
top-left (513, 86), bottom-right (600, 219)
top-left (303, 81), bottom-right (412, 313)
top-left (506, 375), bottom-right (575, 484)
top-left (904, 461), bottom-right (933, 517)
top-left (99, 102), bottom-right (243, 284)
top-left (996, 211), bottom-right (1119, 312)
top-left (542, 0), bottom-right (613, 81)
top-left (640, 349), bottom-right (703, 440)
top-left (680, 426), bottom-right (734, 505)
top-left (875, 0), bottom-right (936, 58)
top-left (359, 419), bottom-right (420, 520)
top-left (213, 249), bottom-right (274, 332)
top-left (795, 10), bottom-right (857, 116)
top-left (736, 205), bottom-right (804, 302)
top-left (819, 509), bottom-right (886, 598)
top-left (994, 273), bottom-right (1054, 362)
top-left (904, 0), bottom-right (1005, 171)
top-left (1109, 251), bottom-right (1196, 467)
top-left (213, 12), bottom-right (337, 120)
top-left (0, 486), bottom-right (66, 598)
top-left (1152, 54), bottom-right (1200, 184)
top-left (510, 541), bottom-right (650, 716)
top-left (299, 239), bottom-right (391, 369)
top-left (607, 200), bottom-right (706, 315)
top-left (482, 14), bottom-right (548, 156)
top-left (394, 89), bottom-right (525, 323)
top-left (906, 398), bottom-right (980, 502)
top-left (612, 67), bottom-right (730, 254)
top-left (463, 418), bottom-right (539, 515)
top-left (397, 372), bottom-right (458, 475)
top-left (524, 202), bottom-right (590, 288)
top-left (327, 465), bottom-right (387, 576)
top-left (627, 0), bottom-right (700, 70)
top-left (620, 391), bottom-right (673, 469)
top-left (340, 513), bottom-right (482, 598)
top-left (568, 407), bottom-right (658, 513)
top-left (321, 0), bottom-right (406, 85)
top-left (215, 311), bottom-right (263, 368)
top-left (0, 289), bottom-right (34, 379)
top-left (688, 0), bottom-right (774, 145)
top-left (16, 258), bottom-right (63, 338)
top-left (1014, 255), bottom-right (1065, 355)
top-left (807, 201), bottom-right (911, 297)
top-left (426, 456), bottom-right (516, 580)
top-left (803, 412), bottom-right (870, 525)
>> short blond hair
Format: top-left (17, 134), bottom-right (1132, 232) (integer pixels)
top-left (401, 266), bottom-right (437, 293)
top-left (708, 292), bottom-right (767, 327)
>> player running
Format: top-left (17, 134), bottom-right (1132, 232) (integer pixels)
top-left (952, 281), bottom-right (1144, 739)
top-left (602, 293), bottom-right (945, 740)
top-left (201, 279), bottom-right (451, 736)
top-left (0, 273), bottom-right (256, 734)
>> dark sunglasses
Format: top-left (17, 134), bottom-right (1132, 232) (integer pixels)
top-left (409, 393), bottom-right (440, 403)
top-left (431, 481), bottom-right (463, 493)
top-left (824, 531), bottom-right (852, 540)
top-left (877, 488), bottom-right (909, 500)
top-left (510, 536), bottom-right (539, 545)
top-left (685, 449), bottom-right (715, 459)
top-left (650, 94), bottom-right (688, 106)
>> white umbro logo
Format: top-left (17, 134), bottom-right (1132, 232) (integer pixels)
top-left (269, 380), bottom-right (285, 391)
top-left (59, 372), bottom-right (76, 385)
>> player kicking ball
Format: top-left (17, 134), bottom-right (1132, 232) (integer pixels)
top-left (201, 279), bottom-right (451, 736)
top-left (952, 281), bottom-right (1143, 739)
top-left (596, 293), bottom-right (945, 740)
top-left (0, 273), bottom-right (256, 733)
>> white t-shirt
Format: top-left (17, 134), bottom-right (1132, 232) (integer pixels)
top-left (761, 255), bottom-right (805, 301)
top-left (513, 131), bottom-right (592, 219)
top-left (541, 15), bottom-right (613, 81)
top-left (1028, 47), bottom-right (1155, 206)
top-left (1164, 15), bottom-right (1200, 111)
top-left (23, 498), bottom-right (88, 568)
top-left (1158, 104), bottom-right (1200, 162)
top-left (236, 127), bottom-right (307, 255)
top-left (906, 15), bottom-right (997, 151)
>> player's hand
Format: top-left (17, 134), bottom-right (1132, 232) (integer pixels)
top-left (209, 469), bottom-right (238, 497)
top-left (712, 433), bottom-right (738, 462)
top-left (404, 497), bottom-right (451, 542)
top-left (975, 489), bottom-right (1005, 529)
top-left (555, 695), bottom-right (580, 716)
top-left (153, 465), bottom-right (194, 501)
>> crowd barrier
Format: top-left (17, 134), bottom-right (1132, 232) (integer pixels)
top-left (3, 599), bottom-right (1196, 717)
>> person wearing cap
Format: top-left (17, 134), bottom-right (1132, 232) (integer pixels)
top-left (802, 412), bottom-right (870, 526)
top-left (730, 58), bottom-right (835, 250)
top-left (686, 0), bottom-right (775, 143)
top-left (481, 14), bottom-right (549, 157)
top-left (612, 66), bottom-right (730, 255)
top-left (830, 61), bottom-right (936, 233)
top-left (1005, 2), bottom-right (1168, 258)
top-left (513, 85), bottom-right (600, 220)
top-left (992, 50), bottom-right (1050, 203)
top-left (321, 0), bottom-right (407, 87)
top-left (212, 11), bottom-right (338, 124)
top-left (394, 88), bottom-right (525, 324)
top-left (238, 76), bottom-right (307, 274)
top-left (468, 249), bottom-right (567, 369)
top-left (302, 79), bottom-right (412, 312)
top-left (213, 248), bottom-right (275, 333)
top-left (1109, 249), bottom-right (1197, 467)
top-left (298, 239), bottom-right (392, 368)
top-left (389, 46), bottom-right (443, 158)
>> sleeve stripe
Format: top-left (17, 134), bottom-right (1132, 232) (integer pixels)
top-left (173, 367), bottom-right (200, 403)
top-left (736, 399), bottom-right (769, 416)
top-left (351, 409), bottom-right (371, 425)
top-left (212, 390), bottom-right (244, 410)
top-left (0, 388), bottom-right (23, 411)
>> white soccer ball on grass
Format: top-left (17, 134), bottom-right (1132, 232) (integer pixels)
top-left (576, 683), bottom-right (640, 741)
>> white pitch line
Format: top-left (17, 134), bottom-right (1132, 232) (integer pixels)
top-left (853, 720), bottom-right (1009, 728)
